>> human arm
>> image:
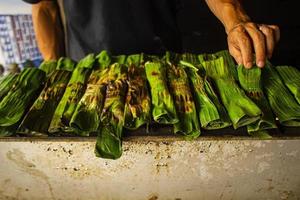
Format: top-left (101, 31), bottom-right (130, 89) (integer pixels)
top-left (205, 0), bottom-right (280, 68)
top-left (30, 0), bottom-right (65, 60)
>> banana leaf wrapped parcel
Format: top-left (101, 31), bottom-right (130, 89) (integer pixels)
top-left (262, 64), bottom-right (300, 126)
top-left (0, 74), bottom-right (18, 101)
top-left (70, 51), bottom-right (112, 136)
top-left (20, 58), bottom-right (75, 134)
top-left (181, 54), bottom-right (231, 130)
top-left (0, 68), bottom-right (46, 136)
top-left (198, 52), bottom-right (236, 79)
top-left (145, 57), bottom-right (178, 124)
top-left (237, 65), bottom-right (276, 138)
top-left (48, 54), bottom-right (95, 133)
top-left (124, 54), bottom-right (151, 130)
top-left (39, 60), bottom-right (57, 76)
top-left (214, 50), bottom-right (239, 80)
top-left (199, 55), bottom-right (262, 129)
top-left (166, 52), bottom-right (200, 139)
top-left (276, 66), bottom-right (300, 104)
top-left (95, 56), bottom-right (128, 159)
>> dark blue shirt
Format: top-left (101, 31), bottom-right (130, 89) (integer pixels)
top-left (24, 0), bottom-right (182, 61)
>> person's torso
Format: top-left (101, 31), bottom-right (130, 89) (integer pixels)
top-left (59, 0), bottom-right (182, 61)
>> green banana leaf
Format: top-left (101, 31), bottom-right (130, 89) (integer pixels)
top-left (96, 57), bottom-right (127, 159)
top-left (39, 60), bottom-right (57, 76)
top-left (0, 68), bottom-right (46, 136)
top-left (70, 51), bottom-right (112, 136)
top-left (276, 66), bottom-right (300, 104)
top-left (262, 64), bottom-right (300, 126)
top-left (145, 58), bottom-right (179, 124)
top-left (214, 50), bottom-right (238, 80)
top-left (237, 65), bottom-right (276, 138)
top-left (0, 68), bottom-right (46, 126)
top-left (165, 52), bottom-right (200, 139)
top-left (198, 52), bottom-right (236, 80)
top-left (95, 123), bottom-right (123, 159)
top-left (0, 74), bottom-right (19, 137)
top-left (200, 55), bottom-right (261, 129)
top-left (0, 74), bottom-right (18, 102)
top-left (124, 54), bottom-right (151, 130)
top-left (181, 53), bottom-right (231, 130)
top-left (48, 54), bottom-right (95, 133)
top-left (56, 57), bottom-right (75, 71)
top-left (19, 58), bottom-right (75, 134)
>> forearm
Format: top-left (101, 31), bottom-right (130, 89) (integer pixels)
top-left (205, 0), bottom-right (250, 33)
top-left (32, 1), bottom-right (65, 60)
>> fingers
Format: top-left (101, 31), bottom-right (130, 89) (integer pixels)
top-left (227, 22), bottom-right (280, 69)
top-left (259, 25), bottom-right (275, 59)
top-left (237, 36), bottom-right (253, 69)
top-left (227, 25), bottom-right (253, 68)
top-left (228, 43), bottom-right (242, 65)
top-left (268, 25), bottom-right (280, 42)
top-left (244, 23), bottom-right (266, 68)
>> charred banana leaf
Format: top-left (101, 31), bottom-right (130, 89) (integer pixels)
top-left (145, 58), bottom-right (178, 124)
top-left (276, 66), bottom-right (300, 104)
top-left (20, 58), bottom-right (75, 134)
top-left (181, 53), bottom-right (231, 130)
top-left (262, 64), bottom-right (300, 126)
top-left (95, 58), bottom-right (127, 159)
top-left (124, 54), bottom-right (151, 130)
top-left (0, 68), bottom-right (46, 136)
top-left (70, 51), bottom-right (111, 136)
top-left (200, 55), bottom-right (261, 129)
top-left (237, 65), bottom-right (276, 138)
top-left (166, 52), bottom-right (200, 139)
top-left (49, 54), bottom-right (95, 133)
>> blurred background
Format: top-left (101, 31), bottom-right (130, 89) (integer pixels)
top-left (0, 0), bottom-right (299, 76)
top-left (0, 0), bottom-right (42, 75)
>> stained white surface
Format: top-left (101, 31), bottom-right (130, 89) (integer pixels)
top-left (0, 137), bottom-right (299, 200)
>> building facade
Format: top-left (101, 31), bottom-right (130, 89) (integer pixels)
top-left (0, 14), bottom-right (42, 68)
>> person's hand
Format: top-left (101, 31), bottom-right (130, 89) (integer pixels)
top-left (227, 22), bottom-right (280, 68)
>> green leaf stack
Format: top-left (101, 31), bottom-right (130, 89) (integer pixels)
top-left (124, 54), bottom-right (151, 130)
top-left (145, 57), bottom-right (178, 124)
top-left (49, 54), bottom-right (95, 134)
top-left (166, 52), bottom-right (201, 139)
top-left (0, 68), bottom-right (46, 136)
top-left (70, 51), bottom-right (111, 136)
top-left (237, 65), bottom-right (276, 138)
top-left (262, 64), bottom-right (300, 126)
top-left (181, 53), bottom-right (231, 130)
top-left (276, 66), bottom-right (300, 104)
top-left (20, 58), bottom-right (75, 134)
top-left (95, 55), bottom-right (128, 159)
top-left (199, 53), bottom-right (261, 129)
